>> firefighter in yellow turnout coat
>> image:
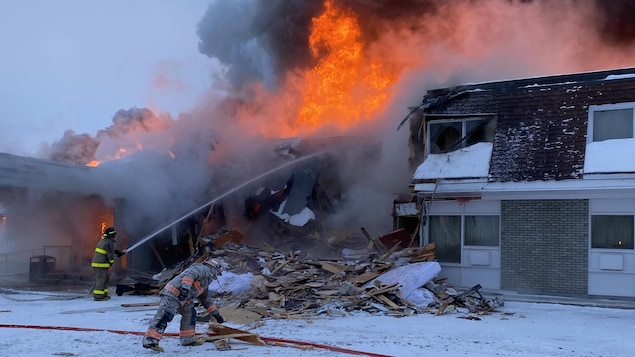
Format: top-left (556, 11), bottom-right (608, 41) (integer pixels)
top-left (91, 227), bottom-right (123, 301)
top-left (142, 258), bottom-right (225, 352)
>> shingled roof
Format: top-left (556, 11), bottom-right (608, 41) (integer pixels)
top-left (417, 67), bottom-right (635, 182)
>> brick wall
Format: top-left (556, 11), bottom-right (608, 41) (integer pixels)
top-left (501, 199), bottom-right (588, 295)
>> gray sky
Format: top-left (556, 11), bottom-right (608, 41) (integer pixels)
top-left (0, 0), bottom-right (213, 156)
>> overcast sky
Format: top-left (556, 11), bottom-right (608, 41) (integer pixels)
top-left (0, 0), bottom-right (213, 156)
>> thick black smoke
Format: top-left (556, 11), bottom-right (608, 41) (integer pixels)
top-left (196, 0), bottom-right (323, 89)
top-left (594, 0), bottom-right (635, 45)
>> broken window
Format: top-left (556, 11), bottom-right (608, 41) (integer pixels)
top-left (591, 108), bottom-right (634, 142)
top-left (427, 115), bottom-right (496, 154)
top-left (591, 215), bottom-right (634, 249)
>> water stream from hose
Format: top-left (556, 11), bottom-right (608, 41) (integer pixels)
top-left (123, 152), bottom-right (327, 254)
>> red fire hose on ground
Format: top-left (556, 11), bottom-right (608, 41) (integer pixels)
top-left (0, 323), bottom-right (394, 357)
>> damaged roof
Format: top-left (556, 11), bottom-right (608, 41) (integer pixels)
top-left (413, 67), bottom-right (635, 182)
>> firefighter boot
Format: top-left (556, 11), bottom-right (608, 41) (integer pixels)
top-left (142, 337), bottom-right (164, 352)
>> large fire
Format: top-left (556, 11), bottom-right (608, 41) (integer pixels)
top-left (86, 0), bottom-right (398, 166)
top-left (296, 0), bottom-right (395, 132)
top-left (78, 0), bottom-right (635, 168)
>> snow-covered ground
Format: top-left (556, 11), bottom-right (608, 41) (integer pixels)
top-left (1, 287), bottom-right (634, 357)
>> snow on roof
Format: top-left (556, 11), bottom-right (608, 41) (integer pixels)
top-left (605, 74), bottom-right (635, 80)
top-left (412, 138), bottom-right (633, 182)
top-left (584, 138), bottom-right (635, 174)
top-left (413, 142), bottom-right (492, 180)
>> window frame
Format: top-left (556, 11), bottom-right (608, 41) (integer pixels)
top-left (426, 114), bottom-right (496, 156)
top-left (427, 213), bottom-right (501, 264)
top-left (590, 214), bottom-right (634, 249)
top-left (587, 102), bottom-right (635, 143)
top-left (589, 199), bottom-right (635, 251)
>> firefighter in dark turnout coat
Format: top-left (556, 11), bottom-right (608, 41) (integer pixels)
top-left (142, 258), bottom-right (225, 352)
top-left (91, 227), bottom-right (123, 301)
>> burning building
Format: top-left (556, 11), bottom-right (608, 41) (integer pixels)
top-left (3, 0), bottom-right (635, 286)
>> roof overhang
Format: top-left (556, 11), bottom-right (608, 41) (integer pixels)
top-left (413, 175), bottom-right (635, 200)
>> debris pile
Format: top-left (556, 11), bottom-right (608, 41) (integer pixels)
top-left (230, 243), bottom-right (497, 317)
top-left (123, 240), bottom-right (501, 321)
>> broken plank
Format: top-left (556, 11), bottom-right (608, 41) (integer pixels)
top-left (270, 260), bottom-right (290, 275)
top-left (435, 297), bottom-right (455, 316)
top-left (371, 294), bottom-right (401, 310)
top-left (320, 261), bottom-right (349, 274)
top-left (361, 226), bottom-right (386, 251)
top-left (348, 271), bottom-right (379, 285)
top-left (205, 333), bottom-right (256, 340)
top-left (207, 324), bottom-right (266, 346)
top-left (367, 283), bottom-right (401, 296)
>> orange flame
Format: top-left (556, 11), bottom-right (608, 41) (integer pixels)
top-left (295, 0), bottom-right (396, 132)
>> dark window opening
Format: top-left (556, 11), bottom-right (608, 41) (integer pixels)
top-left (428, 117), bottom-right (495, 154)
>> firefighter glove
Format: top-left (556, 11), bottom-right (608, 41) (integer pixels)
top-left (212, 310), bottom-right (224, 324)
top-left (115, 250), bottom-right (125, 257)
top-left (178, 288), bottom-right (190, 302)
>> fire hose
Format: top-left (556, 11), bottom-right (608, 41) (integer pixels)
top-left (0, 323), bottom-right (394, 357)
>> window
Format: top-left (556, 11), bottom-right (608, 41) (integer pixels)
top-left (591, 215), bottom-right (634, 249)
top-left (428, 116), bottom-right (495, 154)
top-left (429, 216), bottom-right (461, 263)
top-left (429, 214), bottom-right (500, 263)
top-left (589, 104), bottom-right (635, 142)
top-left (464, 215), bottom-right (500, 246)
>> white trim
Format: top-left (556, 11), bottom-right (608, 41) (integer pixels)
top-left (414, 176), bottom-right (635, 200)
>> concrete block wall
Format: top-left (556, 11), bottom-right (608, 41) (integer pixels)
top-left (501, 199), bottom-right (588, 295)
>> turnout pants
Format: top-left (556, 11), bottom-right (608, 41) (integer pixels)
top-left (144, 294), bottom-right (198, 346)
top-left (93, 267), bottom-right (110, 299)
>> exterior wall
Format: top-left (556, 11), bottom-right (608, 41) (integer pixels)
top-left (501, 199), bottom-right (588, 295)
top-left (426, 199), bottom-right (501, 290)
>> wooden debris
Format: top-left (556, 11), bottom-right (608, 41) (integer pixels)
top-left (212, 339), bottom-right (231, 351)
top-left (206, 323), bottom-right (266, 346)
top-left (360, 227), bottom-right (386, 251)
top-left (139, 240), bottom-right (500, 321)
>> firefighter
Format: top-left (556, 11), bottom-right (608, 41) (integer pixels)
top-left (142, 257), bottom-right (225, 352)
top-left (91, 227), bottom-right (124, 301)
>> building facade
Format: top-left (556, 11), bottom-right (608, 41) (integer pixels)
top-left (405, 67), bottom-right (635, 298)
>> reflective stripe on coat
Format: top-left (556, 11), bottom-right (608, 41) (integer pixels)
top-left (161, 263), bottom-right (219, 310)
top-left (91, 237), bottom-right (115, 268)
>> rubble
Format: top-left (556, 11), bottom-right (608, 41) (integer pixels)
top-left (119, 240), bottom-right (502, 322)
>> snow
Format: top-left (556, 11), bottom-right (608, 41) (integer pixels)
top-left (412, 138), bottom-right (635, 181)
top-left (605, 74), bottom-right (635, 81)
top-left (583, 138), bottom-right (635, 173)
top-left (1, 286), bottom-right (634, 357)
top-left (270, 199), bottom-right (316, 227)
top-left (413, 142), bottom-right (492, 180)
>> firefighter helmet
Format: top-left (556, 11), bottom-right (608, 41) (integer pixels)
top-left (103, 227), bottom-right (116, 238)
